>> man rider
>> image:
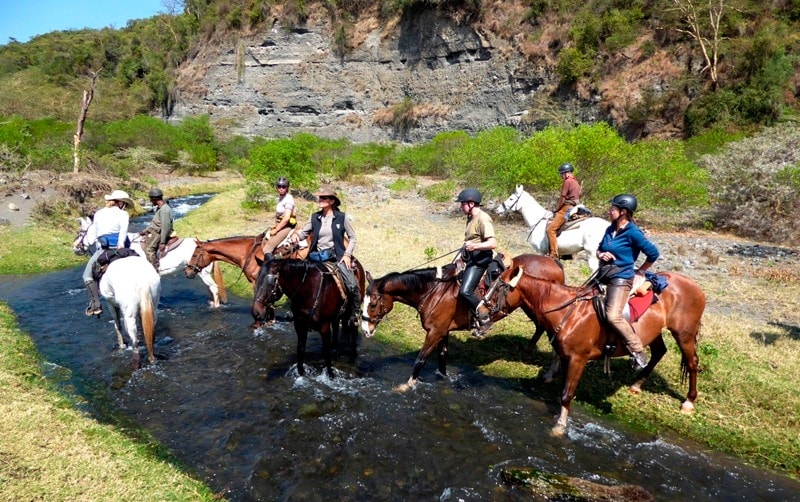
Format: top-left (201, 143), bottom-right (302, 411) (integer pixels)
top-left (142, 188), bottom-right (173, 270)
top-left (545, 162), bottom-right (581, 260)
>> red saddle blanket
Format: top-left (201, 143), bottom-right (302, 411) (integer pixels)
top-left (628, 289), bottom-right (655, 323)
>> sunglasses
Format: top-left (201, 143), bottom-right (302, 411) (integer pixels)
top-left (276, 185), bottom-right (289, 189)
top-left (318, 196), bottom-right (334, 201)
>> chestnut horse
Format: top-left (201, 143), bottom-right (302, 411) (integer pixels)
top-left (506, 268), bottom-right (705, 436)
top-left (253, 256), bottom-right (366, 377)
top-left (361, 254), bottom-right (565, 389)
top-left (185, 235), bottom-right (265, 285)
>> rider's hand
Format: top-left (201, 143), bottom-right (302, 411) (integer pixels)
top-left (290, 234), bottom-right (298, 244)
top-left (341, 255), bottom-right (352, 270)
top-left (269, 228), bottom-right (277, 237)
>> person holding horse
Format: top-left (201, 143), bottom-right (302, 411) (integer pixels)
top-left (289, 186), bottom-right (360, 322)
top-left (545, 162), bottom-right (581, 260)
top-left (261, 176), bottom-right (297, 255)
top-left (596, 193), bottom-right (659, 370)
top-left (455, 188), bottom-right (497, 337)
top-left (82, 189), bottom-right (133, 316)
top-left (141, 187), bottom-right (174, 270)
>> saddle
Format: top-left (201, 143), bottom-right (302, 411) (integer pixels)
top-left (556, 206), bottom-right (593, 236)
top-left (456, 253), bottom-right (510, 312)
top-left (92, 248), bottom-right (141, 282)
top-left (158, 236), bottom-right (183, 260)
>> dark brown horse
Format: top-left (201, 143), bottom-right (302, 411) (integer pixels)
top-left (505, 268), bottom-right (705, 436)
top-left (184, 235), bottom-right (265, 284)
top-left (253, 257), bottom-right (366, 377)
top-left (360, 254), bottom-right (565, 389)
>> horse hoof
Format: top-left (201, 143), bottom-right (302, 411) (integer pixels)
top-left (550, 425), bottom-right (567, 438)
top-left (628, 384), bottom-right (643, 395)
top-left (680, 401), bottom-right (695, 414)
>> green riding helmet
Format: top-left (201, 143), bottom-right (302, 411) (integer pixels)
top-left (455, 188), bottom-right (482, 205)
top-left (610, 193), bottom-right (638, 213)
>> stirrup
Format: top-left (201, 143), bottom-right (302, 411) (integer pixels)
top-left (85, 305), bottom-right (103, 316)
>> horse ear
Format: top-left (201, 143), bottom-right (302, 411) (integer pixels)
top-left (516, 184), bottom-right (523, 193)
top-left (366, 271), bottom-right (373, 284)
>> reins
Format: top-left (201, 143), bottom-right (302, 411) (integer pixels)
top-left (406, 247), bottom-right (463, 271)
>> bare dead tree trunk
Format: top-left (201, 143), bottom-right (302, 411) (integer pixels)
top-left (671, 0), bottom-right (726, 91)
top-left (73, 69), bottom-right (101, 173)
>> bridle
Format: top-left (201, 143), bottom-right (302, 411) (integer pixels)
top-left (498, 191), bottom-right (523, 213)
top-left (186, 242), bottom-right (207, 273)
top-left (361, 289), bottom-right (389, 326)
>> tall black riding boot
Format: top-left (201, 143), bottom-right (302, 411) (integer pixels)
top-left (84, 280), bottom-right (103, 316)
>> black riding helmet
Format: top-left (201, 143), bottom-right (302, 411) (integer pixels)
top-left (148, 188), bottom-right (164, 199)
top-left (610, 193), bottom-right (638, 214)
top-left (276, 176), bottom-right (290, 188)
top-left (558, 162), bottom-right (574, 174)
top-left (455, 188), bottom-right (482, 205)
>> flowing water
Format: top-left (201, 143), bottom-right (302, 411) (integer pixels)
top-left (1, 195), bottom-right (798, 501)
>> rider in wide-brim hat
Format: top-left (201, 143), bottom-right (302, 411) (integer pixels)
top-left (104, 189), bottom-right (134, 208)
top-left (314, 187), bottom-right (341, 207)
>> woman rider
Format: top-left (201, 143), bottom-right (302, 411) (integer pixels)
top-left (596, 193), bottom-right (659, 370)
top-left (261, 176), bottom-right (297, 255)
top-left (82, 189), bottom-right (133, 316)
top-left (456, 188), bottom-right (497, 337)
top-left (290, 186), bottom-right (360, 322)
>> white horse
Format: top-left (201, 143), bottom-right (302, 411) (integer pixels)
top-left (100, 255), bottom-right (161, 368)
top-left (73, 216), bottom-right (226, 307)
top-left (495, 185), bottom-right (609, 271)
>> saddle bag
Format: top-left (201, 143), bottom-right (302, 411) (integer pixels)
top-left (92, 248), bottom-right (140, 282)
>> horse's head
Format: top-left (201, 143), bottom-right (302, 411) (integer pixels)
top-left (360, 271), bottom-right (395, 338)
top-left (495, 185), bottom-right (526, 216)
top-left (252, 258), bottom-right (282, 323)
top-left (184, 239), bottom-right (209, 278)
top-left (72, 216), bottom-right (95, 255)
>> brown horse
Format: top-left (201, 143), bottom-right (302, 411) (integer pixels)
top-left (360, 254), bottom-right (565, 389)
top-left (184, 235), bottom-right (265, 284)
top-left (253, 256), bottom-right (366, 377)
top-left (506, 268), bottom-right (705, 436)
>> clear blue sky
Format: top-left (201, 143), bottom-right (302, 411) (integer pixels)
top-left (0, 0), bottom-right (167, 44)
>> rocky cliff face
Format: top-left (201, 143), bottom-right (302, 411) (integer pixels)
top-left (172, 8), bottom-right (606, 143)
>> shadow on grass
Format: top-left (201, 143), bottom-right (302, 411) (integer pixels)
top-left (750, 321), bottom-right (800, 345)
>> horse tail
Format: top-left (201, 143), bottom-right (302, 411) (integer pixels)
top-left (139, 285), bottom-right (157, 364)
top-left (213, 261), bottom-right (227, 304)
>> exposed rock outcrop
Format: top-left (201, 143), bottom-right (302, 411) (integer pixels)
top-left (172, 8), bottom-right (604, 143)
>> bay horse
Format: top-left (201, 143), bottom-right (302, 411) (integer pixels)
top-left (253, 256), bottom-right (366, 377)
top-left (184, 234), bottom-right (265, 285)
top-left (99, 255), bottom-right (162, 369)
top-left (73, 216), bottom-right (225, 307)
top-left (360, 254), bottom-right (565, 389)
top-left (495, 185), bottom-right (610, 271)
top-left (506, 268), bottom-right (705, 436)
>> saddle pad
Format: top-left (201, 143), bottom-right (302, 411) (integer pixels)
top-left (627, 289), bottom-right (655, 323)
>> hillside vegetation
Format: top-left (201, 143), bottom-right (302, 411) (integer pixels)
top-left (1, 0), bottom-right (799, 139)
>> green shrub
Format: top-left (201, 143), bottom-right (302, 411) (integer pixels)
top-left (422, 180), bottom-right (458, 203)
top-left (556, 47), bottom-right (593, 84)
top-left (245, 133), bottom-right (321, 191)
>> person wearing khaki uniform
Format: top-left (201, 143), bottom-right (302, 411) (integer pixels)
top-left (142, 187), bottom-right (173, 269)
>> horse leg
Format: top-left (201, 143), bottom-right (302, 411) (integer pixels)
top-left (673, 327), bottom-right (701, 414)
top-left (542, 353), bottom-right (561, 383)
top-left (552, 356), bottom-right (588, 437)
top-left (109, 305), bottom-right (125, 350)
top-left (396, 328), bottom-right (446, 391)
top-left (321, 322), bottom-right (335, 379)
top-left (526, 324), bottom-right (545, 355)
top-left (630, 334), bottom-right (667, 394)
top-left (435, 335), bottom-right (449, 377)
top-left (198, 267), bottom-right (220, 308)
top-left (295, 321), bottom-right (308, 376)
top-left (122, 313), bottom-right (141, 370)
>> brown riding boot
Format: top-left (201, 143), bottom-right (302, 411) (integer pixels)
top-left (472, 305), bottom-right (494, 338)
top-left (84, 280), bottom-right (103, 316)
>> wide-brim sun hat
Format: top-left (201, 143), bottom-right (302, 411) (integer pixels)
top-left (315, 186), bottom-right (341, 206)
top-left (104, 189), bottom-right (134, 208)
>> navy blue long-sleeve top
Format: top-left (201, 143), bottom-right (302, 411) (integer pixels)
top-left (598, 221), bottom-right (659, 279)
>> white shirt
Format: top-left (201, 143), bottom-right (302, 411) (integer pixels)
top-left (89, 205), bottom-right (129, 249)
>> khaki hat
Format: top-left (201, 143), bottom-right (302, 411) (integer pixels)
top-left (315, 186), bottom-right (341, 207)
top-left (104, 189), bottom-right (134, 208)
